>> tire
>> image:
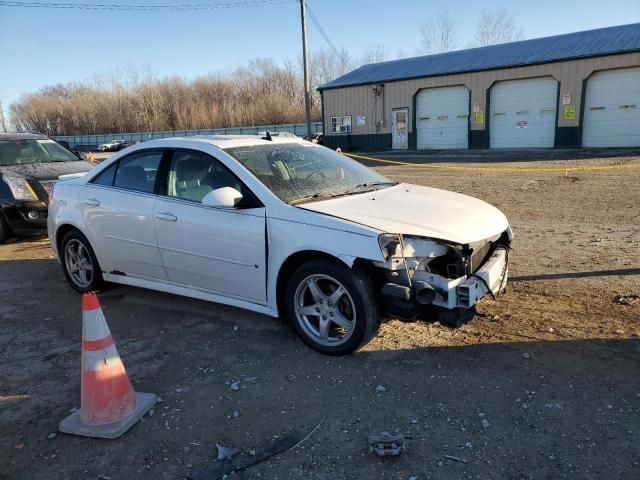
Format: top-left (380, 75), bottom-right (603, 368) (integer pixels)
top-left (0, 212), bottom-right (12, 244)
top-left (285, 258), bottom-right (380, 356)
top-left (60, 230), bottom-right (104, 293)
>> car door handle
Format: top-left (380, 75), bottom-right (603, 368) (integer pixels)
top-left (156, 212), bottom-right (177, 222)
top-left (84, 198), bottom-right (100, 206)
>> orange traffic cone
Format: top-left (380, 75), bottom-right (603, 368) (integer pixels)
top-left (59, 292), bottom-right (157, 439)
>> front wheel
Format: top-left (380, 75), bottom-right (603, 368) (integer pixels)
top-left (60, 230), bottom-right (103, 293)
top-left (285, 258), bottom-right (380, 356)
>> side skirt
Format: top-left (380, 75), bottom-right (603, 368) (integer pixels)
top-left (102, 273), bottom-right (279, 318)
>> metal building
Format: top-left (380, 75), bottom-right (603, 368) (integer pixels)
top-left (318, 23), bottom-right (640, 151)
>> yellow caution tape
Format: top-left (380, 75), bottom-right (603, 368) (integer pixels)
top-left (344, 152), bottom-right (640, 173)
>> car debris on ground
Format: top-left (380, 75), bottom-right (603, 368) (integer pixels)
top-left (368, 432), bottom-right (405, 457)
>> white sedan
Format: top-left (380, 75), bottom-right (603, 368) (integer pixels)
top-left (97, 139), bottom-right (124, 152)
top-left (48, 136), bottom-right (512, 355)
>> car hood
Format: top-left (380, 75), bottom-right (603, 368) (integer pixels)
top-left (0, 161), bottom-right (94, 181)
top-left (299, 183), bottom-right (509, 245)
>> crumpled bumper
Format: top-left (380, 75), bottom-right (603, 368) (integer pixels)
top-left (412, 248), bottom-right (508, 309)
top-left (456, 249), bottom-right (508, 307)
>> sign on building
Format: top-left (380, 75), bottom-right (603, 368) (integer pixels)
top-left (564, 105), bottom-right (576, 120)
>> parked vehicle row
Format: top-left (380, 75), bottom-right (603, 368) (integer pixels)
top-left (46, 135), bottom-right (512, 355)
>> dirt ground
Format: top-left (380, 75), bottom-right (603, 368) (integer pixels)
top-left (1, 151), bottom-right (639, 480)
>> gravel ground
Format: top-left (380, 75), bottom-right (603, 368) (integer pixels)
top-left (1, 151), bottom-right (639, 480)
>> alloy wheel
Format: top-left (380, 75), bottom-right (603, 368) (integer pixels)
top-left (294, 274), bottom-right (356, 347)
top-left (64, 238), bottom-right (94, 290)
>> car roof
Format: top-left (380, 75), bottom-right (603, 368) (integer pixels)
top-left (144, 135), bottom-right (305, 149)
top-left (0, 133), bottom-right (49, 141)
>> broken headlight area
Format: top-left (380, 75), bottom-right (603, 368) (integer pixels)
top-left (377, 233), bottom-right (462, 277)
top-left (376, 231), bottom-right (511, 324)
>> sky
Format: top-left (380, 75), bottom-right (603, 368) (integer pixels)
top-left (1, 0), bottom-right (639, 127)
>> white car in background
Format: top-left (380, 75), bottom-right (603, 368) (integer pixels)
top-left (97, 139), bottom-right (125, 152)
top-left (48, 136), bottom-right (512, 355)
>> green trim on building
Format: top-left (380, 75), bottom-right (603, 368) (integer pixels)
top-left (408, 131), bottom-right (417, 150)
top-left (469, 130), bottom-right (489, 149)
top-left (325, 127), bottom-right (586, 151)
top-left (323, 133), bottom-right (392, 152)
top-left (555, 127), bottom-right (582, 148)
top-left (577, 77), bottom-right (588, 147)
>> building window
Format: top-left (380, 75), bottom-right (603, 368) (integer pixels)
top-left (331, 116), bottom-right (352, 134)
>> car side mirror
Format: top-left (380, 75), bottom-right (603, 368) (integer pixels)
top-left (201, 187), bottom-right (243, 208)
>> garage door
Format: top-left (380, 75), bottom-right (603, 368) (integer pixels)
top-left (416, 86), bottom-right (469, 149)
top-left (490, 77), bottom-right (557, 148)
top-left (582, 67), bottom-right (640, 147)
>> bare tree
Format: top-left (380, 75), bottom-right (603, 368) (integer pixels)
top-left (473, 9), bottom-right (524, 46)
top-left (358, 44), bottom-right (387, 65)
top-left (309, 47), bottom-right (351, 89)
top-left (420, 12), bottom-right (457, 55)
top-left (394, 48), bottom-right (409, 60)
top-left (10, 56), bottom-right (324, 136)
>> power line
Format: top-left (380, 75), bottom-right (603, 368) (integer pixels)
top-left (0, 0), bottom-right (292, 10)
top-left (304, 4), bottom-right (348, 71)
top-left (304, 2), bottom-right (375, 86)
top-left (304, 1), bottom-right (381, 129)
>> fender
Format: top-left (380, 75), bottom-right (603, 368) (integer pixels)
top-left (266, 215), bottom-right (383, 313)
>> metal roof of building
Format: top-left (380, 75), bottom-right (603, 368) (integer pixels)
top-left (318, 23), bottom-right (640, 91)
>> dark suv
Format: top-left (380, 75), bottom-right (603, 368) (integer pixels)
top-left (0, 133), bottom-right (94, 243)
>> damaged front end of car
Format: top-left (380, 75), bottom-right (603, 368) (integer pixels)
top-left (374, 227), bottom-right (513, 326)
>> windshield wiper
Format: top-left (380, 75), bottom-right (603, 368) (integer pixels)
top-left (289, 181), bottom-right (398, 205)
top-left (341, 181), bottom-right (398, 194)
top-left (289, 193), bottom-right (324, 205)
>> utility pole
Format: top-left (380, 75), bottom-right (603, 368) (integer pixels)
top-left (0, 102), bottom-right (7, 133)
top-left (299, 0), bottom-right (312, 141)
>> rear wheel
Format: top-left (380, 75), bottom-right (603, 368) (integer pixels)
top-left (60, 230), bottom-right (103, 293)
top-left (285, 258), bottom-right (380, 356)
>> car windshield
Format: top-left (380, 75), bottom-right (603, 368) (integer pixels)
top-left (0, 139), bottom-right (79, 166)
top-left (224, 142), bottom-right (396, 204)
